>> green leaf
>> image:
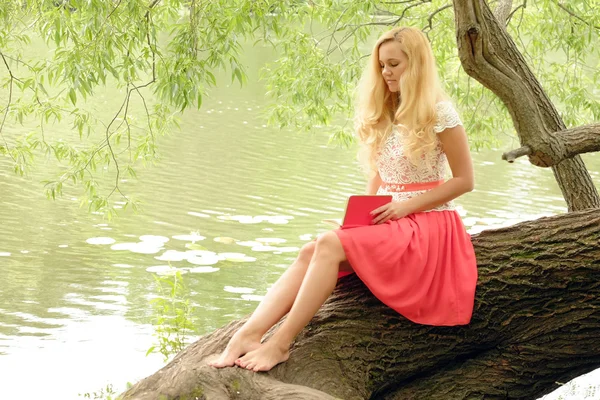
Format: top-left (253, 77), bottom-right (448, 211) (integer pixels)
top-left (68, 88), bottom-right (77, 106)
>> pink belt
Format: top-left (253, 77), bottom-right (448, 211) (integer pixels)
top-left (381, 179), bottom-right (444, 192)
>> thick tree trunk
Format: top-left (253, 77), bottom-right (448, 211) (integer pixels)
top-left (122, 209), bottom-right (600, 400)
top-left (452, 0), bottom-right (600, 211)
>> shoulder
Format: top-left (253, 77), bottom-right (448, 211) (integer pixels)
top-left (433, 101), bottom-right (462, 133)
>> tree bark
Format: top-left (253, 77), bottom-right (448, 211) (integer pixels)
top-left (452, 0), bottom-right (600, 211)
top-left (121, 209), bottom-right (600, 400)
top-left (493, 0), bottom-right (512, 26)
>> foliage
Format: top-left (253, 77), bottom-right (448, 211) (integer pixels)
top-left (147, 270), bottom-right (197, 362)
top-left (79, 383), bottom-right (120, 400)
top-left (0, 0), bottom-right (598, 214)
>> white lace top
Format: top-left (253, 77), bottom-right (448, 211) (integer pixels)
top-left (375, 101), bottom-right (462, 212)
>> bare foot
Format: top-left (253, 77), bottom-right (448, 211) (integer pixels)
top-left (209, 331), bottom-right (262, 368)
top-left (235, 340), bottom-right (290, 372)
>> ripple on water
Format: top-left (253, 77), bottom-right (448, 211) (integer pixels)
top-left (241, 294), bottom-right (265, 302)
top-left (111, 263), bottom-right (135, 268)
top-left (218, 253), bottom-right (257, 262)
top-left (188, 211), bottom-right (211, 218)
top-left (110, 242), bottom-right (163, 254)
top-left (216, 215), bottom-right (293, 224)
top-left (223, 286), bottom-right (255, 294)
top-left (145, 266), bottom-right (187, 275)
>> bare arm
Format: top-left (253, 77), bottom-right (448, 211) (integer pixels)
top-left (400, 125), bottom-right (474, 215)
top-left (366, 171), bottom-right (383, 195)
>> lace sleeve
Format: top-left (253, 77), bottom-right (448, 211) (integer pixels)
top-left (433, 101), bottom-right (462, 133)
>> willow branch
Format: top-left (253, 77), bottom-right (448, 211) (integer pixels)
top-left (0, 51), bottom-right (16, 161)
top-left (553, 1), bottom-right (600, 31)
top-left (424, 4), bottom-right (453, 32)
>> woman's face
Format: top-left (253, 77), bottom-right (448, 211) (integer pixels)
top-left (378, 41), bottom-right (409, 93)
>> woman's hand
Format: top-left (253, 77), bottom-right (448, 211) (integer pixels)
top-left (371, 201), bottom-right (412, 224)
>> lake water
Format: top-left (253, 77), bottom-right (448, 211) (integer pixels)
top-left (0, 46), bottom-right (599, 399)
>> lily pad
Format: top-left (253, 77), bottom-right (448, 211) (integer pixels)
top-left (265, 218), bottom-right (290, 225)
top-left (110, 242), bottom-right (139, 251)
top-left (185, 243), bottom-right (209, 251)
top-left (251, 245), bottom-right (279, 252)
top-left (214, 237), bottom-right (236, 245)
top-left (155, 250), bottom-right (189, 262)
top-left (140, 235), bottom-right (169, 244)
top-left (218, 252), bottom-right (247, 259)
top-left (218, 253), bottom-right (257, 262)
top-left (130, 243), bottom-right (164, 254)
top-left (189, 267), bottom-right (220, 273)
top-left (110, 242), bottom-right (163, 254)
top-left (187, 255), bottom-right (220, 265)
top-left (85, 237), bottom-right (116, 245)
top-left (255, 238), bottom-right (287, 244)
top-left (172, 234), bottom-right (206, 242)
top-left (185, 250), bottom-right (217, 257)
top-left (275, 247), bottom-right (300, 253)
top-left (236, 241), bottom-right (263, 247)
top-left (86, 237), bottom-right (116, 245)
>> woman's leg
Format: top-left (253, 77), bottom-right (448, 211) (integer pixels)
top-left (236, 231), bottom-right (349, 372)
top-left (210, 241), bottom-right (317, 368)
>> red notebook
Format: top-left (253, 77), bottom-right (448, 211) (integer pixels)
top-left (323, 195), bottom-right (393, 229)
top-left (342, 195), bottom-right (393, 228)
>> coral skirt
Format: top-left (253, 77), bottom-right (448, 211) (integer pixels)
top-left (334, 210), bottom-right (477, 326)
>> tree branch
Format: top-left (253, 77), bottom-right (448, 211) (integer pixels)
top-left (502, 123), bottom-right (600, 166)
top-left (493, 0), bottom-right (513, 26)
top-left (451, 0), bottom-right (600, 210)
top-left (423, 4), bottom-right (453, 32)
top-left (121, 209), bottom-right (600, 400)
top-left (506, 0), bottom-right (526, 26)
top-left (502, 145), bottom-right (531, 163)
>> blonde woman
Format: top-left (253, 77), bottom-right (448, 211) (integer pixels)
top-left (210, 27), bottom-right (478, 372)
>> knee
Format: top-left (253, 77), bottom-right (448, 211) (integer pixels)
top-left (315, 231), bottom-right (343, 256)
top-left (298, 241), bottom-right (316, 263)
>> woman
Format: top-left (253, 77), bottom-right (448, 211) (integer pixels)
top-left (210, 26), bottom-right (477, 372)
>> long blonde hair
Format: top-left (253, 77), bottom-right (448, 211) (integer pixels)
top-left (355, 27), bottom-right (446, 174)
